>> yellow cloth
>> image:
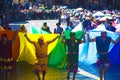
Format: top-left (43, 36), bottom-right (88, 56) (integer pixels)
top-left (17, 33), bottom-right (58, 65)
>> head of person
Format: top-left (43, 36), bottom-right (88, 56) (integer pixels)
top-left (20, 24), bottom-right (25, 30)
top-left (101, 31), bottom-right (107, 38)
top-left (56, 22), bottom-right (61, 27)
top-left (38, 36), bottom-right (44, 45)
top-left (70, 32), bottom-right (76, 40)
top-left (43, 22), bottom-right (47, 26)
top-left (109, 22), bottom-right (113, 27)
top-left (5, 22), bottom-right (9, 28)
top-left (1, 34), bottom-right (8, 44)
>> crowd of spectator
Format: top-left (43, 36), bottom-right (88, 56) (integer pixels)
top-left (0, 1), bottom-right (120, 33)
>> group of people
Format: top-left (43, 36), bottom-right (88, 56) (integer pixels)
top-left (0, 21), bottom-right (120, 80)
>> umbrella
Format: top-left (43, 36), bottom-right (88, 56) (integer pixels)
top-left (93, 11), bottom-right (104, 17)
top-left (75, 7), bottom-right (83, 12)
top-left (104, 13), bottom-right (112, 17)
top-left (115, 24), bottom-right (120, 33)
top-left (62, 6), bottom-right (68, 9)
top-left (99, 16), bottom-right (113, 21)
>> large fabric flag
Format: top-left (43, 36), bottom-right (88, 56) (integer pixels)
top-left (109, 41), bottom-right (120, 64)
top-left (79, 24), bottom-right (120, 64)
top-left (48, 30), bottom-right (85, 69)
top-left (17, 32), bottom-right (58, 65)
top-left (48, 36), bottom-right (67, 69)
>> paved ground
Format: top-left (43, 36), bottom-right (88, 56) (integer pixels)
top-left (1, 62), bottom-right (98, 80)
top-left (1, 20), bottom-right (119, 80)
top-left (0, 61), bottom-right (120, 80)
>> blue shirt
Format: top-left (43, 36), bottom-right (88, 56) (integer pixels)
top-left (96, 36), bottom-right (111, 52)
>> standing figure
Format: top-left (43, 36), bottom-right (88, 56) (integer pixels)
top-left (4, 22), bottom-right (12, 30)
top-left (65, 22), bottom-right (74, 31)
top-left (54, 22), bottom-right (63, 34)
top-left (25, 34), bottom-right (59, 80)
top-left (106, 22), bottom-right (116, 32)
top-left (62, 32), bottom-right (86, 80)
top-left (41, 22), bottom-right (51, 33)
top-left (87, 31), bottom-right (120, 80)
top-left (18, 24), bottom-right (27, 33)
top-left (0, 31), bottom-right (18, 80)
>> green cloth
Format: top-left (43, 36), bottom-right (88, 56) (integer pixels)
top-left (31, 26), bottom-right (49, 34)
top-left (48, 36), bottom-right (67, 69)
top-left (63, 30), bottom-right (84, 39)
top-left (31, 26), bottom-right (39, 34)
top-left (48, 30), bottom-right (84, 69)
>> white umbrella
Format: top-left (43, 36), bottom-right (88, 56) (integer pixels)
top-left (93, 11), bottom-right (104, 17)
top-left (105, 13), bottom-right (112, 17)
top-left (99, 16), bottom-right (113, 21)
top-left (75, 7), bottom-right (83, 12)
top-left (115, 24), bottom-right (120, 33)
top-left (115, 24), bottom-right (120, 28)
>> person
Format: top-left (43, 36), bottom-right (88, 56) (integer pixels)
top-left (65, 22), bottom-right (74, 31)
top-left (0, 31), bottom-right (18, 80)
top-left (87, 31), bottom-right (120, 80)
top-left (18, 24), bottom-right (27, 33)
top-left (62, 32), bottom-right (86, 80)
top-left (4, 22), bottom-right (12, 30)
top-left (24, 34), bottom-right (60, 80)
top-left (41, 22), bottom-right (51, 33)
top-left (54, 22), bottom-right (63, 34)
top-left (106, 22), bottom-right (116, 32)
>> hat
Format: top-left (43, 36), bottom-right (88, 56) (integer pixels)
top-left (20, 24), bottom-right (24, 27)
top-left (39, 36), bottom-right (44, 40)
top-left (56, 22), bottom-right (61, 25)
top-left (43, 22), bottom-right (47, 25)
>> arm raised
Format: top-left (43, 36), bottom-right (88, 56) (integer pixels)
top-left (80, 33), bottom-right (86, 43)
top-left (24, 34), bottom-right (35, 44)
top-left (87, 33), bottom-right (96, 42)
top-left (48, 34), bottom-right (60, 44)
top-left (111, 36), bottom-right (120, 44)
